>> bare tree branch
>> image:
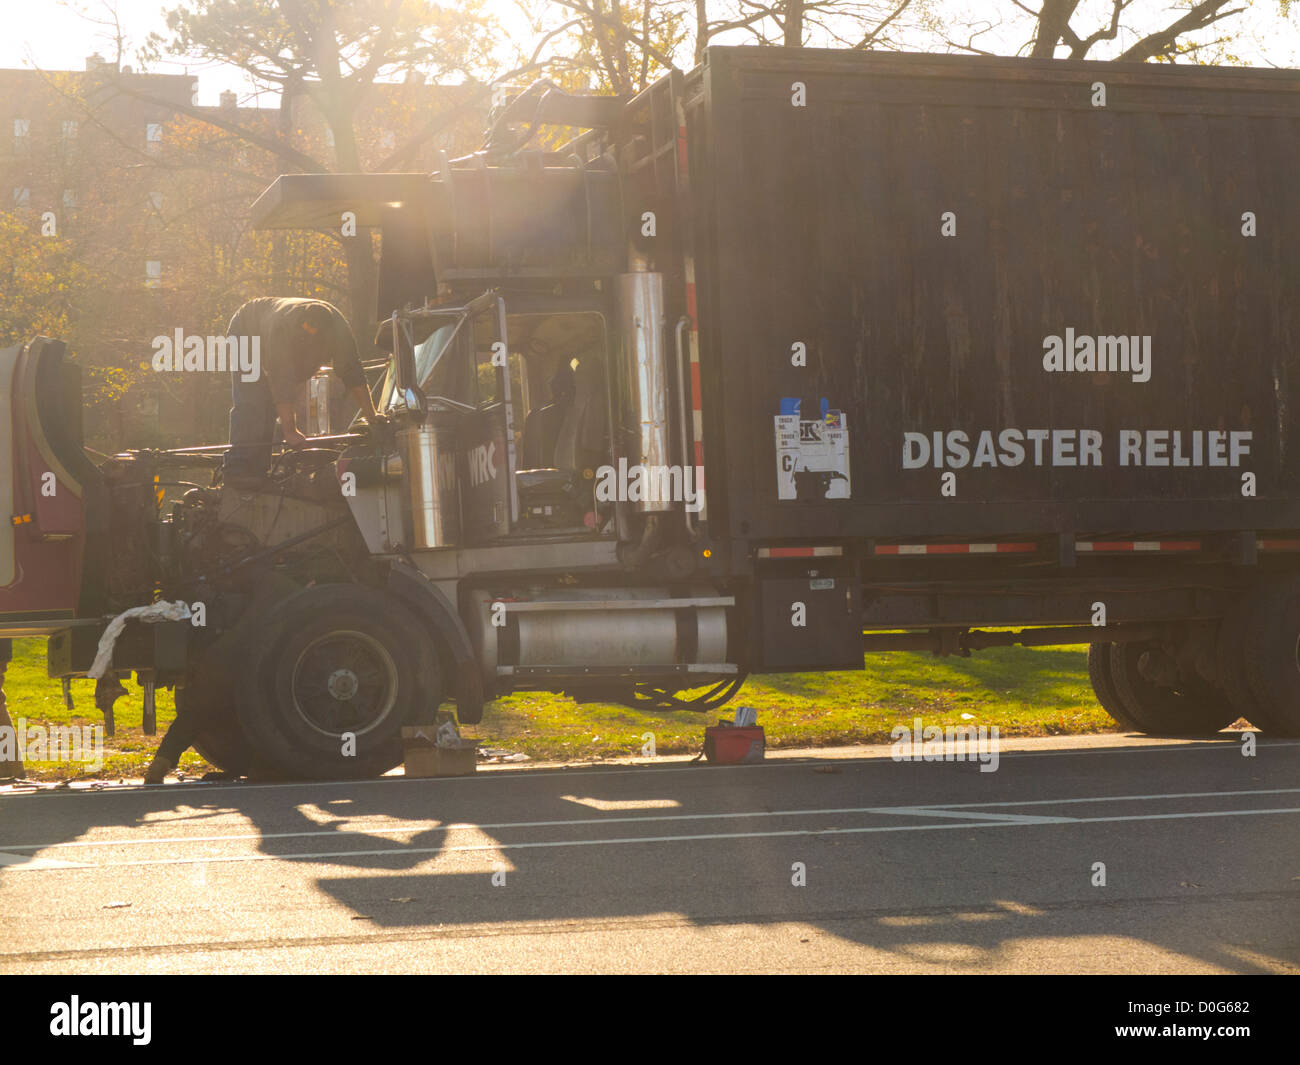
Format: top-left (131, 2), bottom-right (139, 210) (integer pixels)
top-left (1115, 0), bottom-right (1246, 62)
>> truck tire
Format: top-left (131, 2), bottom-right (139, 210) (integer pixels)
top-left (1240, 578), bottom-right (1300, 737)
top-left (1087, 643), bottom-right (1142, 731)
top-left (1215, 594), bottom-right (1285, 733)
top-left (236, 584), bottom-right (443, 779)
top-left (1108, 641), bottom-right (1235, 736)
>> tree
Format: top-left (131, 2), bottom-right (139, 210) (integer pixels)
top-left (133, 0), bottom-right (502, 338)
top-left (932, 0), bottom-right (1274, 63)
top-left (692, 0), bottom-right (919, 55)
top-left (0, 211), bottom-right (85, 347)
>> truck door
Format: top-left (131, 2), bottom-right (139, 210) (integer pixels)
top-left (1, 338), bottom-right (96, 629)
top-left (460, 296), bottom-right (519, 542)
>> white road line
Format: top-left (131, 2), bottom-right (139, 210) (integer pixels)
top-left (3, 805), bottom-right (1297, 872)
top-left (2, 740), bottom-right (1296, 799)
top-left (878, 808), bottom-right (1076, 824)
top-left (0, 852), bottom-right (91, 870)
top-left (4, 787), bottom-right (1297, 853)
top-left (902, 786), bottom-right (1300, 812)
top-left (4, 787), bottom-right (1296, 853)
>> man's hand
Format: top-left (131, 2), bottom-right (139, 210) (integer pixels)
top-left (276, 402), bottom-right (308, 449)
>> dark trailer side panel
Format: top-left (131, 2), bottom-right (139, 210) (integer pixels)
top-left (694, 48), bottom-right (1300, 543)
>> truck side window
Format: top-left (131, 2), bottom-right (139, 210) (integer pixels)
top-left (472, 313), bottom-right (501, 409)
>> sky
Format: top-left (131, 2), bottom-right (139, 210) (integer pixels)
top-left (5, 0), bottom-right (258, 103)
top-left (3, 0), bottom-right (1299, 106)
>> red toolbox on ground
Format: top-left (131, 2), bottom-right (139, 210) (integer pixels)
top-left (703, 724), bottom-right (765, 764)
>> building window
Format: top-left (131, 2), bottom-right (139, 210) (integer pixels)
top-left (13, 118), bottom-right (29, 151)
top-left (145, 122), bottom-right (162, 152)
top-left (380, 130), bottom-right (395, 151)
top-left (62, 189), bottom-right (76, 209)
top-left (13, 187), bottom-right (29, 209)
top-left (323, 127), bottom-right (334, 147)
top-left (145, 260), bottom-right (162, 288)
top-left (61, 120), bottom-right (78, 141)
top-left (149, 191), bottom-right (163, 211)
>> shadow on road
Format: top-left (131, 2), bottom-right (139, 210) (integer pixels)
top-left (2, 742), bottom-right (1296, 972)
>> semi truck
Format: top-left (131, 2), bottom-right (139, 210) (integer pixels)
top-left (4, 47), bottom-right (1300, 779)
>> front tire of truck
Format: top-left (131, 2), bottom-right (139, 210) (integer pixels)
top-left (236, 584), bottom-right (443, 779)
top-left (1107, 641), bottom-right (1236, 736)
top-left (1240, 579), bottom-right (1300, 737)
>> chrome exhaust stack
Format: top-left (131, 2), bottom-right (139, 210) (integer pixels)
top-left (617, 268), bottom-right (674, 515)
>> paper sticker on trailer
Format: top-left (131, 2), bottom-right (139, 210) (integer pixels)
top-left (775, 398), bottom-right (851, 501)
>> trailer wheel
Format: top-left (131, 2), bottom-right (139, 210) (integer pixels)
top-left (1108, 641), bottom-right (1235, 736)
top-left (1087, 644), bottom-right (1142, 731)
top-left (1215, 594), bottom-right (1285, 733)
top-left (236, 584), bottom-right (443, 779)
top-left (1240, 579), bottom-right (1300, 737)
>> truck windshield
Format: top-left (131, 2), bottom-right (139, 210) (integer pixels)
top-left (376, 317), bottom-right (461, 414)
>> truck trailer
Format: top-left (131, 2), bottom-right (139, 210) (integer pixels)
top-left (4, 47), bottom-right (1300, 779)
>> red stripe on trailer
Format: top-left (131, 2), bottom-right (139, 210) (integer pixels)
top-left (873, 542), bottom-right (1037, 556)
top-left (1075, 540), bottom-right (1201, 552)
top-left (683, 266), bottom-right (706, 518)
top-left (758, 546), bottom-right (844, 558)
top-left (1257, 538), bottom-right (1300, 551)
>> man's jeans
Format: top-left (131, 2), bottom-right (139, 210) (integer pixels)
top-left (226, 372), bottom-right (277, 478)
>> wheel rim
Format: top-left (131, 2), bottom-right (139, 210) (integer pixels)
top-left (290, 629), bottom-right (399, 739)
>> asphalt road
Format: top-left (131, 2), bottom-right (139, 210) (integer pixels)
top-left (1, 735), bottom-right (1297, 974)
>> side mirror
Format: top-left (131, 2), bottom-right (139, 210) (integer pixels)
top-left (390, 312), bottom-right (426, 414)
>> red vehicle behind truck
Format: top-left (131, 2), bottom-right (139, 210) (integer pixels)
top-left (4, 48), bottom-right (1300, 778)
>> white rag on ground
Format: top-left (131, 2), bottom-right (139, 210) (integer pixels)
top-left (86, 600), bottom-right (191, 680)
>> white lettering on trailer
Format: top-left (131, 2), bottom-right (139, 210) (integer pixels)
top-left (903, 429), bottom-right (1251, 469)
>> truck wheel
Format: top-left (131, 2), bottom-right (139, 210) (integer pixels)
top-left (1240, 579), bottom-right (1300, 737)
top-left (1108, 641), bottom-right (1235, 736)
top-left (236, 584), bottom-right (443, 779)
top-left (1215, 595), bottom-right (1285, 733)
top-left (1087, 643), bottom-right (1142, 731)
